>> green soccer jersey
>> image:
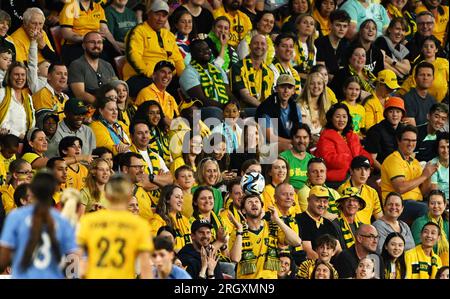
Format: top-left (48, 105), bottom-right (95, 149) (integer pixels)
top-left (280, 150), bottom-right (314, 190)
top-left (105, 6), bottom-right (137, 42)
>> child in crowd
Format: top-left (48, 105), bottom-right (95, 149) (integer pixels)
top-left (341, 76), bottom-right (366, 137)
top-left (0, 48), bottom-right (12, 82)
top-left (174, 165), bottom-right (195, 218)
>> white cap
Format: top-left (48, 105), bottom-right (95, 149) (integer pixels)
top-left (149, 0), bottom-right (169, 13)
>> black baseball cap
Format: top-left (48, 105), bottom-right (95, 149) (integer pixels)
top-left (64, 98), bottom-right (88, 115)
top-left (191, 219), bottom-right (213, 233)
top-left (153, 60), bottom-right (175, 73)
top-left (350, 156), bottom-right (371, 169)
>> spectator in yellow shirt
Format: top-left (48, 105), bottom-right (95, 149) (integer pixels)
top-left (59, 0), bottom-right (122, 66)
top-left (123, 0), bottom-right (185, 97)
top-left (415, 0), bottom-right (449, 46)
top-left (90, 97), bottom-right (131, 156)
top-left (405, 221), bottom-right (442, 278)
top-left (0, 159), bottom-right (33, 214)
top-left (135, 60), bottom-right (179, 121)
top-left (9, 8), bottom-right (57, 64)
top-left (380, 125), bottom-right (438, 224)
top-left (363, 69), bottom-right (400, 130)
top-left (32, 62), bottom-right (69, 115)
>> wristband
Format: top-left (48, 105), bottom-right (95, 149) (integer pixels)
top-left (236, 231), bottom-right (244, 236)
top-left (207, 275), bottom-right (215, 279)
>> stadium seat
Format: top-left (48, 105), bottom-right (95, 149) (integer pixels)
top-left (49, 26), bottom-right (63, 56)
top-left (114, 55), bottom-right (126, 80)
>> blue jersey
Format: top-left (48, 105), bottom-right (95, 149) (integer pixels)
top-left (0, 205), bottom-right (77, 279)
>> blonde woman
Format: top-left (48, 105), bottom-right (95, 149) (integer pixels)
top-left (192, 158), bottom-right (224, 215)
top-left (79, 158), bottom-right (112, 214)
top-left (297, 72), bottom-right (330, 142)
top-left (60, 187), bottom-right (82, 227)
top-left (293, 13), bottom-right (317, 83)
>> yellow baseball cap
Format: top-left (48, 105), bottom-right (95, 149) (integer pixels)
top-left (309, 186), bottom-right (329, 198)
top-left (179, 98), bottom-right (203, 112)
top-left (377, 69), bottom-right (400, 89)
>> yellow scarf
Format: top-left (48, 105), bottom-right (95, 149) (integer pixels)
top-left (429, 214), bottom-right (449, 260)
top-left (0, 87), bottom-right (34, 130)
top-left (337, 211), bottom-right (362, 249)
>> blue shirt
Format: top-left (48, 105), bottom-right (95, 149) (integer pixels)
top-left (340, 0), bottom-right (390, 37)
top-left (153, 265), bottom-right (192, 279)
top-left (0, 205), bottom-right (77, 279)
top-left (431, 157), bottom-right (449, 199)
top-left (262, 104), bottom-right (303, 134)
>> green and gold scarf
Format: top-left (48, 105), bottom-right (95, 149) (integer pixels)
top-left (241, 57), bottom-right (272, 101)
top-left (272, 58), bottom-right (301, 94)
top-left (190, 59), bottom-right (229, 104)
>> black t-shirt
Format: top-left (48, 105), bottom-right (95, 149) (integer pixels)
top-left (239, 7), bottom-right (258, 27)
top-left (364, 43), bottom-right (385, 76)
top-left (295, 212), bottom-right (340, 250)
top-left (315, 36), bottom-right (350, 76)
top-left (170, 5), bottom-right (214, 36)
top-left (364, 120), bottom-right (405, 165)
top-left (415, 123), bottom-right (441, 162)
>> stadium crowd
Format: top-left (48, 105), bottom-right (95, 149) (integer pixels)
top-left (0, 0), bottom-right (448, 279)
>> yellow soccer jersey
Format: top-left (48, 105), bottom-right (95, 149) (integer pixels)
top-left (338, 181), bottom-right (382, 224)
top-left (66, 163), bottom-right (88, 190)
top-left (342, 101), bottom-right (365, 135)
top-left (77, 209), bottom-right (153, 279)
top-left (0, 184), bottom-right (15, 214)
top-left (0, 152), bottom-right (16, 180)
top-left (149, 213), bottom-right (191, 252)
top-left (364, 94), bottom-right (385, 130)
top-left (0, 157), bottom-right (6, 186)
top-left (32, 86), bottom-right (68, 116)
top-left (10, 27), bottom-right (54, 63)
top-left (231, 220), bottom-right (286, 279)
top-left (135, 83), bottom-right (179, 119)
top-left (133, 185), bottom-right (153, 222)
top-left (212, 6), bottom-right (252, 48)
top-left (405, 245), bottom-right (442, 279)
top-left (381, 151), bottom-right (423, 202)
top-left (59, 0), bottom-right (107, 44)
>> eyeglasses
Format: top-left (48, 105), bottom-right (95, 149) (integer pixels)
top-left (96, 72), bottom-right (103, 87)
top-left (359, 234), bottom-right (379, 240)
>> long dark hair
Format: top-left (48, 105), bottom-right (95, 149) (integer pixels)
top-left (325, 103), bottom-right (353, 135)
top-left (156, 184), bottom-right (183, 227)
top-left (20, 171), bottom-right (60, 270)
top-left (134, 100), bottom-right (166, 132)
top-left (380, 232), bottom-right (407, 279)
